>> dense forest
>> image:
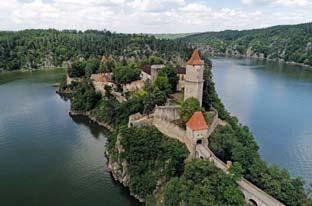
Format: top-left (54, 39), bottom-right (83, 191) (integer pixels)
top-left (183, 22), bottom-right (312, 66)
top-left (0, 29), bottom-right (191, 71)
top-left (1, 23), bottom-right (312, 71)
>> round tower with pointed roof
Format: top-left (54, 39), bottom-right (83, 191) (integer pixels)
top-left (184, 49), bottom-right (204, 106)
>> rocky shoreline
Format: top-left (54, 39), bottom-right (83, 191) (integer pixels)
top-left (69, 110), bottom-right (114, 132)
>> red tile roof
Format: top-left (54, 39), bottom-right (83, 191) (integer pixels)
top-left (187, 49), bottom-right (204, 65)
top-left (186, 111), bottom-right (208, 131)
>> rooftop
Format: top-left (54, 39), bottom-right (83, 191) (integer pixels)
top-left (141, 64), bottom-right (152, 75)
top-left (187, 49), bottom-right (204, 65)
top-left (186, 111), bottom-right (208, 131)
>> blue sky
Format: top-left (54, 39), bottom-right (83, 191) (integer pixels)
top-left (1, 0), bottom-right (311, 33)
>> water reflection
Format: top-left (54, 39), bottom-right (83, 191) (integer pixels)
top-left (70, 115), bottom-right (109, 140)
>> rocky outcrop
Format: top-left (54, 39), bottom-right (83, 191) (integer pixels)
top-left (106, 134), bottom-right (145, 202)
top-left (69, 110), bottom-right (113, 132)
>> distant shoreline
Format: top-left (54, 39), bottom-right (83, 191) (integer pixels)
top-left (208, 53), bottom-right (312, 70)
top-left (0, 67), bottom-right (66, 74)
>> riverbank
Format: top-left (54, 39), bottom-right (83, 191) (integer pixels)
top-left (69, 110), bottom-right (114, 132)
top-left (0, 66), bottom-right (66, 74)
top-left (206, 52), bottom-right (312, 70)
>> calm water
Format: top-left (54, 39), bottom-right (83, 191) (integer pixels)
top-left (212, 58), bottom-right (312, 186)
top-left (0, 70), bottom-right (139, 206)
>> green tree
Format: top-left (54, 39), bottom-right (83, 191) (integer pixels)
top-left (163, 159), bottom-right (245, 206)
top-left (68, 60), bottom-right (86, 77)
top-left (229, 162), bottom-right (244, 181)
top-left (112, 62), bottom-right (140, 85)
top-left (180, 97), bottom-right (201, 123)
top-left (158, 65), bottom-right (179, 93)
top-left (85, 57), bottom-right (100, 76)
top-left (153, 75), bottom-right (171, 95)
top-left (71, 79), bottom-right (101, 111)
top-left (143, 86), bottom-right (167, 114)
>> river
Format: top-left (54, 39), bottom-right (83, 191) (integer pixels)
top-left (212, 57), bottom-right (312, 186)
top-left (0, 69), bottom-right (140, 206)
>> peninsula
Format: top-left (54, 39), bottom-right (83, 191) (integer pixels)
top-left (58, 49), bottom-right (312, 206)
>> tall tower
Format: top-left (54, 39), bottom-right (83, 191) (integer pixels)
top-left (184, 49), bottom-right (204, 106)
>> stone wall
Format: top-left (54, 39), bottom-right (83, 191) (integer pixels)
top-left (153, 105), bottom-right (180, 121)
top-left (152, 118), bottom-right (194, 156)
top-left (128, 113), bottom-right (148, 128)
top-left (207, 110), bottom-right (219, 137)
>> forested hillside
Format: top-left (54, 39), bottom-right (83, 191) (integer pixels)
top-left (184, 23), bottom-right (312, 66)
top-left (0, 29), bottom-right (191, 71)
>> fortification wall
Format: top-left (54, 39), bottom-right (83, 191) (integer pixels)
top-left (207, 110), bottom-right (219, 137)
top-left (153, 105), bottom-right (180, 121)
top-left (152, 118), bottom-right (194, 156)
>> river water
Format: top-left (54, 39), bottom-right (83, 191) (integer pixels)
top-left (212, 58), bottom-right (312, 186)
top-left (0, 69), bottom-right (140, 206)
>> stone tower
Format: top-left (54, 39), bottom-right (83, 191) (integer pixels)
top-left (184, 49), bottom-right (204, 106)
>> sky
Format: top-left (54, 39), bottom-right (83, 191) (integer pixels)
top-left (0, 0), bottom-right (312, 33)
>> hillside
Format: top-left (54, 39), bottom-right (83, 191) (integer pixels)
top-left (0, 29), bottom-right (191, 71)
top-left (183, 23), bottom-right (312, 66)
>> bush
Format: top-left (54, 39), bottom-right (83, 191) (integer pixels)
top-left (119, 126), bottom-right (188, 199)
top-left (163, 159), bottom-right (245, 206)
top-left (71, 79), bottom-right (101, 111)
top-left (68, 60), bottom-right (86, 77)
top-left (85, 57), bottom-right (100, 76)
top-left (180, 97), bottom-right (201, 123)
top-left (112, 61), bottom-right (140, 85)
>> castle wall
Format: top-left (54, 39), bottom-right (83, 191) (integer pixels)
top-left (152, 118), bottom-right (195, 156)
top-left (207, 110), bottom-right (219, 137)
top-left (153, 105), bottom-right (180, 122)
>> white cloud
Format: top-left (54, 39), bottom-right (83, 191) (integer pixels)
top-left (0, 0), bottom-right (311, 33)
top-left (241, 0), bottom-right (254, 5)
top-left (273, 0), bottom-right (309, 6)
top-left (242, 0), bottom-right (309, 6)
top-left (128, 0), bottom-right (185, 12)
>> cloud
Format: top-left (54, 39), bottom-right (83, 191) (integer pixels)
top-left (0, 0), bottom-right (311, 33)
top-left (241, 0), bottom-right (309, 6)
top-left (273, 0), bottom-right (309, 6)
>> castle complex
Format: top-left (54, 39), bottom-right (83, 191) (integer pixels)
top-left (184, 49), bottom-right (205, 106)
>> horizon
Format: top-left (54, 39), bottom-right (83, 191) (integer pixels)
top-left (1, 21), bottom-right (311, 34)
top-left (1, 0), bottom-right (312, 33)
